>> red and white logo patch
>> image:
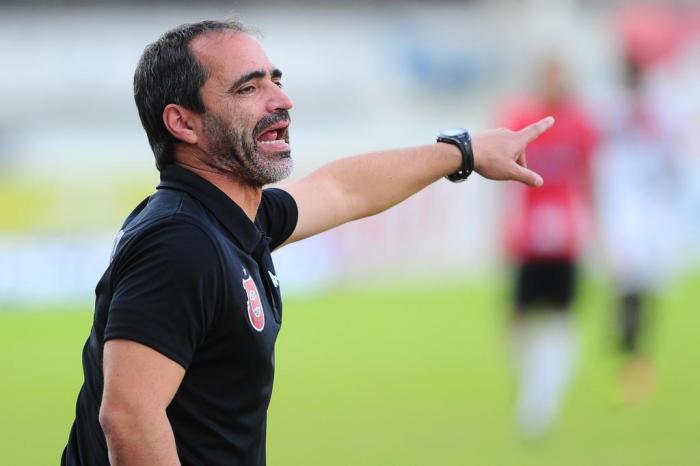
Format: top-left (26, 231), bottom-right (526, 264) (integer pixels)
top-left (242, 270), bottom-right (265, 332)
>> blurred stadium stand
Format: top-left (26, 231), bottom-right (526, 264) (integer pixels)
top-left (1, 0), bottom-right (699, 304)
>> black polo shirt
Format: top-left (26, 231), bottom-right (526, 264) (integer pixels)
top-left (62, 164), bottom-right (298, 466)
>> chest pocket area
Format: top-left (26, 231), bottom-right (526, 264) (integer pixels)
top-left (252, 236), bottom-right (283, 323)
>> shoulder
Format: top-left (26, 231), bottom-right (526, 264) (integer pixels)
top-left (257, 187), bottom-right (298, 250)
top-left (112, 213), bottom-right (221, 282)
top-left (498, 96), bottom-right (540, 129)
top-left (123, 188), bottom-right (217, 233)
top-left (117, 187), bottom-right (224, 255)
top-left (260, 187), bottom-right (297, 211)
top-left (564, 102), bottom-right (599, 141)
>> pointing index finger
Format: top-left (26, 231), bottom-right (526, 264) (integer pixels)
top-left (519, 116), bottom-right (555, 144)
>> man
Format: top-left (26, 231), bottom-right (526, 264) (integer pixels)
top-left (498, 58), bottom-right (598, 435)
top-left (62, 20), bottom-right (553, 465)
top-left (597, 55), bottom-right (680, 403)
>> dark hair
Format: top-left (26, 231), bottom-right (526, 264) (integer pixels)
top-left (133, 20), bottom-right (248, 170)
top-left (623, 54), bottom-right (644, 91)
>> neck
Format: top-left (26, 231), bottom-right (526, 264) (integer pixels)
top-left (175, 157), bottom-right (263, 221)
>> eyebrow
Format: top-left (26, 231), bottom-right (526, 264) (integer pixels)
top-left (228, 68), bottom-right (283, 93)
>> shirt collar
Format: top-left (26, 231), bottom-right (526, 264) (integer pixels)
top-left (157, 164), bottom-right (262, 253)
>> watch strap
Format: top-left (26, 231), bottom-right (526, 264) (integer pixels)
top-left (437, 130), bottom-right (473, 182)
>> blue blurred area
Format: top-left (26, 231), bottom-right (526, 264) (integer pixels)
top-left (390, 21), bottom-right (488, 92)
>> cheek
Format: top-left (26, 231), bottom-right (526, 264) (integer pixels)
top-left (233, 116), bottom-right (258, 143)
top-left (222, 101), bottom-right (257, 131)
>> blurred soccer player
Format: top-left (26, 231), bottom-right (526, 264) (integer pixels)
top-left (499, 58), bottom-right (598, 435)
top-left (596, 55), bottom-right (681, 403)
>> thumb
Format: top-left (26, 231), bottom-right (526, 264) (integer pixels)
top-left (513, 164), bottom-right (543, 187)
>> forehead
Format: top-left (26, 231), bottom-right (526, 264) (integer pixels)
top-left (190, 31), bottom-right (274, 84)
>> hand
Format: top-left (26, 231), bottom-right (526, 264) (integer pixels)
top-left (471, 116), bottom-right (554, 187)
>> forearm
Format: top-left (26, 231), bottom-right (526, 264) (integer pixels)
top-left (100, 407), bottom-right (180, 466)
top-left (308, 143), bottom-right (461, 221)
top-left (284, 119), bottom-right (551, 244)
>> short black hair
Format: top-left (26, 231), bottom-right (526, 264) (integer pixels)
top-left (133, 20), bottom-right (248, 170)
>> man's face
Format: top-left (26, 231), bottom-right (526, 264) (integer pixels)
top-left (190, 32), bottom-right (294, 186)
top-left (538, 59), bottom-right (568, 105)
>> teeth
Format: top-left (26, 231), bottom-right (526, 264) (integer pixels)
top-left (259, 139), bottom-right (286, 145)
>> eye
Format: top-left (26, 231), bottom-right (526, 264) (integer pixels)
top-left (237, 85), bottom-right (256, 95)
top-left (274, 81), bottom-right (284, 88)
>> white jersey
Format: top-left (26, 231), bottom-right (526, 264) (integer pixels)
top-left (596, 87), bottom-right (681, 292)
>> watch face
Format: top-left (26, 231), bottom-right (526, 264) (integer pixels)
top-left (440, 128), bottom-right (467, 137)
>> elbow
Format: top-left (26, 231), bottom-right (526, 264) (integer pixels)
top-left (99, 399), bottom-right (166, 436)
top-left (99, 401), bottom-right (142, 439)
top-left (98, 402), bottom-right (124, 437)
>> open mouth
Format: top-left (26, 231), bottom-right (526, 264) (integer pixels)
top-left (255, 121), bottom-right (290, 148)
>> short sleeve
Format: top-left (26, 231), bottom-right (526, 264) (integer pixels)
top-left (579, 111), bottom-right (600, 161)
top-left (105, 220), bottom-right (221, 370)
top-left (257, 188), bottom-right (298, 251)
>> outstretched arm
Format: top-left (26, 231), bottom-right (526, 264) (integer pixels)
top-left (281, 117), bottom-right (554, 245)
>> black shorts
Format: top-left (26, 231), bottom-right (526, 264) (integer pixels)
top-left (514, 259), bottom-right (577, 312)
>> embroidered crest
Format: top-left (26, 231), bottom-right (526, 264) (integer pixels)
top-left (242, 268), bottom-right (265, 332)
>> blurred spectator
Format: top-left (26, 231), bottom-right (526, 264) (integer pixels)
top-left (499, 58), bottom-right (598, 436)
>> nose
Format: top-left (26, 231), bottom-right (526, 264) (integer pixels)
top-left (267, 85), bottom-right (293, 113)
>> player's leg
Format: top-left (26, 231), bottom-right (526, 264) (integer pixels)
top-left (620, 290), bottom-right (643, 353)
top-left (510, 260), bottom-right (578, 437)
top-left (616, 287), bottom-right (657, 403)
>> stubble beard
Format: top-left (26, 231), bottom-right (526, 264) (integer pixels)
top-left (202, 110), bottom-right (293, 187)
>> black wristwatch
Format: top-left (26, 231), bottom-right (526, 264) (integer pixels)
top-left (437, 128), bottom-right (474, 182)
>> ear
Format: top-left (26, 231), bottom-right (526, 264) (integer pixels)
top-left (162, 104), bottom-right (199, 145)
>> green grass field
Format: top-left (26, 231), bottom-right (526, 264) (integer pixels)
top-left (1, 275), bottom-right (698, 465)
